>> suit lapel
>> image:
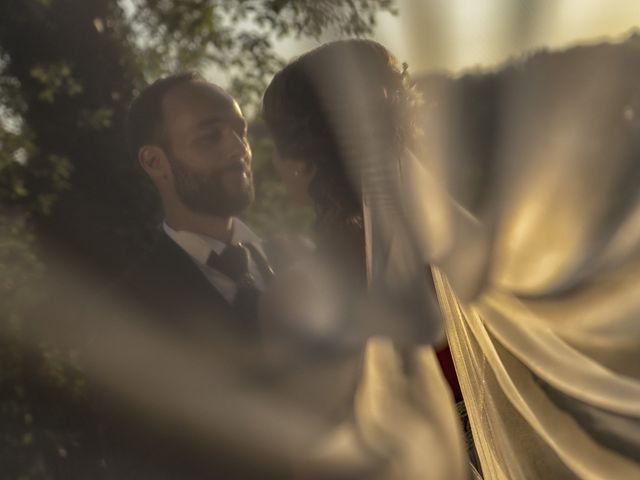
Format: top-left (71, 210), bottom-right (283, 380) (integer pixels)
top-left (148, 231), bottom-right (233, 314)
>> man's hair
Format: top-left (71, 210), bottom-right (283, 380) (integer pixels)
top-left (126, 71), bottom-right (204, 160)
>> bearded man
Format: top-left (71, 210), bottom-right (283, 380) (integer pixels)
top-left (117, 72), bottom-right (275, 341)
top-left (81, 74), bottom-right (290, 479)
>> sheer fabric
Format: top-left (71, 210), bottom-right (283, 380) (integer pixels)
top-left (365, 146), bottom-right (640, 478)
top-left (383, 54), bottom-right (640, 478)
top-left (275, 41), bottom-right (640, 478)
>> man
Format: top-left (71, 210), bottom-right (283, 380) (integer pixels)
top-left (121, 72), bottom-right (273, 338)
top-left (87, 74), bottom-right (283, 479)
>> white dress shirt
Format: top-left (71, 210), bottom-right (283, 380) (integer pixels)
top-left (163, 218), bottom-right (266, 304)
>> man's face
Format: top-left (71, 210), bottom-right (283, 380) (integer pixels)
top-left (161, 81), bottom-right (254, 217)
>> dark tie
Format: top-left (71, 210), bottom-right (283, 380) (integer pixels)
top-left (206, 243), bottom-right (261, 324)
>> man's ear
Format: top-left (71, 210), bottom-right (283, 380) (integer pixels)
top-left (138, 145), bottom-right (169, 182)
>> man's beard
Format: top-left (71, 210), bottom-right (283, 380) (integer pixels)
top-left (168, 155), bottom-right (255, 218)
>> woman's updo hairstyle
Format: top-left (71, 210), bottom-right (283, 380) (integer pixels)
top-left (263, 39), bottom-right (421, 223)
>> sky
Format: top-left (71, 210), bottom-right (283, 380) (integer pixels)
top-left (270, 0), bottom-right (640, 77)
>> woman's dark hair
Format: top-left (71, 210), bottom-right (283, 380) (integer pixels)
top-left (262, 39), bottom-right (421, 227)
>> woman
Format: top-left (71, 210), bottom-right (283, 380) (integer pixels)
top-left (261, 37), bottom-right (640, 479)
top-left (261, 39), bottom-right (469, 479)
top-left (262, 39), bottom-right (448, 348)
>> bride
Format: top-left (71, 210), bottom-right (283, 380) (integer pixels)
top-left (260, 39), bottom-right (468, 479)
top-left (261, 37), bottom-right (640, 479)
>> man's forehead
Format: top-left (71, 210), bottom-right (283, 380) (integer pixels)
top-left (162, 80), bottom-right (243, 121)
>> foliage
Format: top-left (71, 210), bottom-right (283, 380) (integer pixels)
top-left (128, 0), bottom-right (397, 104)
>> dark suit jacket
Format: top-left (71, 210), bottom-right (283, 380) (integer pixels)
top-left (90, 231), bottom-right (290, 479)
top-left (113, 230), bottom-right (237, 336)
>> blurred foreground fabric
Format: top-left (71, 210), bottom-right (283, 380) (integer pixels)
top-left (402, 40), bottom-right (640, 479)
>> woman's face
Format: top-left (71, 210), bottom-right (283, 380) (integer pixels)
top-left (272, 149), bottom-right (315, 204)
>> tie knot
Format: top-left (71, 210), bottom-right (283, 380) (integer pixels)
top-left (207, 243), bottom-right (253, 284)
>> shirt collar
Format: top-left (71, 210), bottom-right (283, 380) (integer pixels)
top-left (162, 218), bottom-right (261, 265)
